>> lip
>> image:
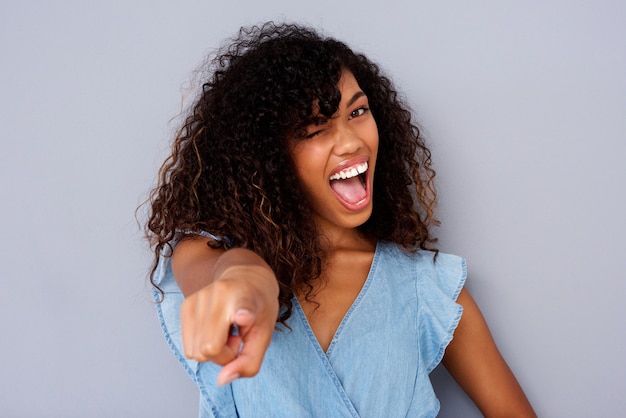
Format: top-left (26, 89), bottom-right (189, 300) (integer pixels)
top-left (328, 155), bottom-right (372, 211)
top-left (329, 155), bottom-right (370, 178)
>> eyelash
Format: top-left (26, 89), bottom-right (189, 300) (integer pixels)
top-left (305, 130), bottom-right (323, 139)
top-left (350, 106), bottom-right (369, 119)
top-left (304, 106), bottom-right (370, 139)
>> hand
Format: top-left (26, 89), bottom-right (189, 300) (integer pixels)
top-left (180, 264), bottom-right (279, 386)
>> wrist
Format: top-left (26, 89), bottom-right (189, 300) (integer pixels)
top-left (218, 264), bottom-right (279, 298)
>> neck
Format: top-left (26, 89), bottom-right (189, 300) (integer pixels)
top-left (315, 225), bottom-right (375, 254)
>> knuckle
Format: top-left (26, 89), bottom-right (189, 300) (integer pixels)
top-left (185, 349), bottom-right (206, 362)
top-left (200, 342), bottom-right (220, 357)
top-left (211, 279), bottom-right (231, 293)
top-left (238, 359), bottom-right (262, 377)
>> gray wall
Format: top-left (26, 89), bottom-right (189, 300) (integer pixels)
top-left (1, 1), bottom-right (624, 416)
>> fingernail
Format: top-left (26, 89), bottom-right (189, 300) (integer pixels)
top-left (235, 308), bottom-right (252, 317)
top-left (218, 373), bottom-right (240, 386)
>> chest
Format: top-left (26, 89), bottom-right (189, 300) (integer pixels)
top-left (298, 249), bottom-right (374, 352)
top-left (230, 248), bottom-right (434, 417)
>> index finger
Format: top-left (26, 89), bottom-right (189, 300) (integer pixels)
top-left (180, 293), bottom-right (237, 364)
top-left (217, 323), bottom-right (273, 385)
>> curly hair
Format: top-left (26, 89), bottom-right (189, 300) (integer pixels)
top-left (145, 22), bottom-right (438, 324)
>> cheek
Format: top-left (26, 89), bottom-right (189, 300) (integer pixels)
top-left (292, 142), bottom-right (327, 170)
top-left (289, 145), bottom-right (308, 176)
top-left (289, 148), bottom-right (319, 191)
top-left (364, 119), bottom-right (379, 149)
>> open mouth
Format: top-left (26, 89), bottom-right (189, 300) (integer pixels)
top-left (329, 161), bottom-right (369, 207)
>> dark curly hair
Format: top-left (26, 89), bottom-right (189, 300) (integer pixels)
top-left (145, 22), bottom-right (438, 324)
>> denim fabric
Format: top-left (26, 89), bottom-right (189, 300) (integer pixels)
top-left (154, 241), bottom-right (466, 418)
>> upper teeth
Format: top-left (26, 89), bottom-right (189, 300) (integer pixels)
top-left (329, 162), bottom-right (368, 181)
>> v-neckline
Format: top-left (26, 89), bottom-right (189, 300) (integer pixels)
top-left (293, 241), bottom-right (382, 355)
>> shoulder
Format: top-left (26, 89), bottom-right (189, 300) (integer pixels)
top-left (377, 242), bottom-right (466, 288)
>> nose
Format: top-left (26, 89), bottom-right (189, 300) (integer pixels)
top-left (332, 124), bottom-right (362, 156)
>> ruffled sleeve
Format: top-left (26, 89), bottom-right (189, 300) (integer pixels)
top-left (151, 234), bottom-right (238, 418)
top-left (414, 251), bottom-right (467, 373)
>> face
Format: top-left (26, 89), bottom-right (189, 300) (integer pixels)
top-left (289, 70), bottom-right (379, 237)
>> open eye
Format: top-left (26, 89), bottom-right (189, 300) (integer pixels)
top-left (350, 107), bottom-right (369, 119)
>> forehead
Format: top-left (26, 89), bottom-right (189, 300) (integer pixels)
top-left (305, 68), bottom-right (361, 117)
top-left (336, 70), bottom-right (362, 96)
top-left (314, 69), bottom-right (364, 111)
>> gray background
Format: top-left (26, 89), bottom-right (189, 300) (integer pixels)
top-left (1, 1), bottom-right (624, 417)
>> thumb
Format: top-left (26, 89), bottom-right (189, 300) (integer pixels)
top-left (224, 309), bottom-right (255, 355)
top-left (233, 308), bottom-right (256, 328)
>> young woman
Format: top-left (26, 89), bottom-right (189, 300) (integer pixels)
top-left (146, 22), bottom-right (536, 417)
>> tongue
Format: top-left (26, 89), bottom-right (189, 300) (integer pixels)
top-left (330, 177), bottom-right (366, 204)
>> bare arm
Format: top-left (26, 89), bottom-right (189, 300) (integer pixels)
top-left (443, 287), bottom-right (536, 417)
top-left (171, 236), bottom-right (280, 385)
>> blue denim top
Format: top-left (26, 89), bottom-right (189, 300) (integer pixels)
top-left (153, 240), bottom-right (466, 418)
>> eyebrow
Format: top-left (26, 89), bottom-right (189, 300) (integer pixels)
top-left (346, 91), bottom-right (366, 108)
